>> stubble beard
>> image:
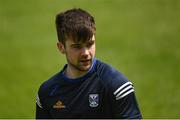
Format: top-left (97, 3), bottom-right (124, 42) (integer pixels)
top-left (68, 58), bottom-right (93, 72)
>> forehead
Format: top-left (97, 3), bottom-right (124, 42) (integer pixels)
top-left (66, 34), bottom-right (95, 45)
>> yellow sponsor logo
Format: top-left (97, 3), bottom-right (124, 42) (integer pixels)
top-left (53, 100), bottom-right (66, 109)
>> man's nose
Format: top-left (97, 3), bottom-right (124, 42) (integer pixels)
top-left (81, 47), bottom-right (89, 56)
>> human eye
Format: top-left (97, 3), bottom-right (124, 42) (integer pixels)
top-left (87, 41), bottom-right (94, 48)
top-left (72, 44), bottom-right (82, 49)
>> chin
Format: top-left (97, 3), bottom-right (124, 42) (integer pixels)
top-left (79, 65), bottom-right (91, 71)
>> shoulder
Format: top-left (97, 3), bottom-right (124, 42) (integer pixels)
top-left (95, 59), bottom-right (134, 99)
top-left (36, 72), bottom-right (63, 109)
top-left (95, 59), bottom-right (129, 85)
top-left (38, 72), bottom-right (62, 98)
top-left (94, 60), bottom-right (142, 118)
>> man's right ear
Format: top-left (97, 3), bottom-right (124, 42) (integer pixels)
top-left (57, 42), bottom-right (65, 54)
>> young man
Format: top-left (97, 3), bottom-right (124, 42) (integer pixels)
top-left (36, 8), bottom-right (142, 119)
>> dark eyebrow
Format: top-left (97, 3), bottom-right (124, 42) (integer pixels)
top-left (87, 38), bottom-right (95, 43)
top-left (71, 39), bottom-right (95, 47)
top-left (89, 40), bottom-right (95, 43)
top-left (71, 43), bottom-right (81, 47)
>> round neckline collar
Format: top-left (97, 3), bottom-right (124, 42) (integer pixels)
top-left (60, 58), bottom-right (97, 83)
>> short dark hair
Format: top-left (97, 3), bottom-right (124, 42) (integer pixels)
top-left (56, 8), bottom-right (96, 45)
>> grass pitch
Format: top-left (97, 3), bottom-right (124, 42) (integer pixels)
top-left (0, 0), bottom-right (180, 118)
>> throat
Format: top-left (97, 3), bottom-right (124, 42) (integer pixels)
top-left (64, 65), bottom-right (88, 79)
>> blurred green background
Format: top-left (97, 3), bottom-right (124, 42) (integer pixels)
top-left (0, 0), bottom-right (180, 118)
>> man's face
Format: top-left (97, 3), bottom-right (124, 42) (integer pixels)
top-left (58, 35), bottom-right (96, 72)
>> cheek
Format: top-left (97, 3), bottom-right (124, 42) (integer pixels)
top-left (90, 46), bottom-right (96, 54)
top-left (66, 50), bottom-right (78, 59)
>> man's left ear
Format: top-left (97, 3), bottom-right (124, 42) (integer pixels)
top-left (57, 42), bottom-right (65, 54)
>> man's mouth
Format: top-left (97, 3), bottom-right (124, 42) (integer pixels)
top-left (79, 59), bottom-right (91, 65)
top-left (80, 59), bottom-right (91, 62)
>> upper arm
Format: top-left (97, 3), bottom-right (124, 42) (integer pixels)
top-left (111, 81), bottom-right (142, 119)
top-left (36, 93), bottom-right (51, 119)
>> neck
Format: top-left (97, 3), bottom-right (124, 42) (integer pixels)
top-left (65, 65), bottom-right (88, 79)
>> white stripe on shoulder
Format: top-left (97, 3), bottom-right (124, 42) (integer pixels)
top-left (116, 89), bottom-right (134, 100)
top-left (36, 94), bottom-right (43, 109)
top-left (113, 81), bottom-right (132, 95)
top-left (116, 85), bottom-right (134, 98)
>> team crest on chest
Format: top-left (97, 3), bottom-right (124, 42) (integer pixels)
top-left (89, 94), bottom-right (99, 107)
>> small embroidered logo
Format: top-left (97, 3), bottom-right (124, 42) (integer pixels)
top-left (53, 100), bottom-right (66, 109)
top-left (89, 94), bottom-right (99, 107)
